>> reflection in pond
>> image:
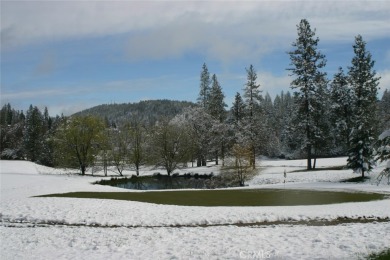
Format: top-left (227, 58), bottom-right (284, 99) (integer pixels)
top-left (96, 173), bottom-right (231, 190)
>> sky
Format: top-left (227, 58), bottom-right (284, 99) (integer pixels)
top-left (1, 0), bottom-right (390, 116)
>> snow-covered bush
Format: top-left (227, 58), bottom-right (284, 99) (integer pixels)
top-left (0, 148), bottom-right (24, 160)
top-left (376, 129), bottom-right (390, 168)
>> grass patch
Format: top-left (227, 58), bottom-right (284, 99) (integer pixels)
top-left (366, 248), bottom-right (390, 260)
top-left (35, 189), bottom-right (386, 207)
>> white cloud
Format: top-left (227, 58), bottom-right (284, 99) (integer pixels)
top-left (2, 1), bottom-right (389, 63)
top-left (258, 72), bottom-right (291, 98)
top-left (1, 88), bottom-right (74, 101)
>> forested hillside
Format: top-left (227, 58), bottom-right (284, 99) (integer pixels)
top-left (73, 100), bottom-right (196, 127)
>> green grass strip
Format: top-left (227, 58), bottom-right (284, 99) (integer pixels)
top-left (35, 189), bottom-right (387, 207)
top-left (366, 248), bottom-right (390, 260)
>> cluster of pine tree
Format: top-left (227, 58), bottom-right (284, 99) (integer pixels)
top-left (285, 19), bottom-right (384, 176)
top-left (188, 19), bottom-right (389, 177)
top-left (0, 104), bottom-right (64, 165)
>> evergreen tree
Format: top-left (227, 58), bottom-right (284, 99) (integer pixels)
top-left (262, 92), bottom-right (274, 120)
top-left (243, 64), bottom-right (262, 119)
top-left (347, 35), bottom-right (380, 177)
top-left (379, 90), bottom-right (390, 130)
top-left (287, 19), bottom-right (327, 169)
top-left (273, 94), bottom-right (283, 141)
top-left (37, 106), bottom-right (56, 166)
top-left (43, 106), bottom-right (52, 130)
top-left (255, 92), bottom-right (281, 157)
top-left (376, 129), bottom-right (390, 167)
top-left (207, 74), bottom-right (227, 165)
top-left (231, 92), bottom-right (246, 125)
top-left (197, 63), bottom-right (211, 109)
top-left (330, 67), bottom-right (353, 154)
top-left (275, 91), bottom-right (295, 157)
top-left (208, 74), bottom-right (227, 122)
top-left (242, 64), bottom-right (263, 168)
top-left (0, 103), bottom-right (25, 159)
top-left (273, 92), bottom-right (291, 142)
top-left (24, 105), bottom-right (46, 162)
top-left (0, 103), bottom-right (13, 125)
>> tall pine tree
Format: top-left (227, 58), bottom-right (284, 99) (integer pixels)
top-left (347, 35), bottom-right (380, 177)
top-left (208, 74), bottom-right (227, 165)
top-left (379, 90), bottom-right (390, 130)
top-left (197, 63), bottom-right (211, 109)
top-left (243, 65), bottom-right (262, 119)
top-left (287, 19), bottom-right (327, 169)
top-left (242, 64), bottom-right (262, 168)
top-left (24, 105), bottom-right (45, 162)
top-left (208, 74), bottom-right (227, 122)
top-left (231, 92), bottom-right (246, 125)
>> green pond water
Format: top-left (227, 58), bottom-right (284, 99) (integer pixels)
top-left (38, 188), bottom-right (387, 207)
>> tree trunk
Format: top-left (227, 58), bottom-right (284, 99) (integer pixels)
top-left (313, 146), bottom-right (318, 169)
top-left (251, 145), bottom-right (256, 169)
top-left (305, 93), bottom-right (312, 170)
top-left (313, 157), bottom-right (317, 169)
top-left (307, 144), bottom-right (312, 170)
top-left (81, 165), bottom-right (86, 175)
top-left (215, 150), bottom-right (219, 165)
top-left (221, 143), bottom-right (225, 167)
top-left (104, 159), bottom-right (108, 176)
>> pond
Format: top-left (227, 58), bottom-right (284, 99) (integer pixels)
top-left (95, 173), bottom-right (232, 190)
top-left (85, 174), bottom-right (389, 206)
top-left (39, 189), bottom-right (388, 207)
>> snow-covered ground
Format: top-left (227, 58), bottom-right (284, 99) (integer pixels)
top-left (1, 158), bottom-right (389, 259)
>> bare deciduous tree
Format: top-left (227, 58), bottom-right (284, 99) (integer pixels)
top-left (221, 144), bottom-right (258, 186)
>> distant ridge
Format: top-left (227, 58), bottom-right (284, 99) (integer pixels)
top-left (73, 99), bottom-right (196, 126)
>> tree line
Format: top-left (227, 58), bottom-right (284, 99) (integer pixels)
top-left (1, 19), bottom-right (389, 178)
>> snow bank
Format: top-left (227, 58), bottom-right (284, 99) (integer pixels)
top-left (2, 223), bottom-right (390, 260)
top-left (1, 159), bottom-right (390, 260)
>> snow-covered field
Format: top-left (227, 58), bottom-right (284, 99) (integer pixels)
top-left (1, 158), bottom-right (390, 260)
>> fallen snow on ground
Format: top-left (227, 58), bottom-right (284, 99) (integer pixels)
top-left (1, 158), bottom-right (390, 259)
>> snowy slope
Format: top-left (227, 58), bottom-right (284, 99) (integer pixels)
top-left (1, 159), bottom-right (390, 259)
